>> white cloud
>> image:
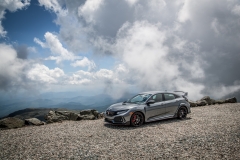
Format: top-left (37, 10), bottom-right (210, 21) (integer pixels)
top-left (67, 64), bottom-right (130, 86)
top-left (207, 82), bottom-right (240, 99)
top-left (177, 0), bottom-right (191, 23)
top-left (0, 0), bottom-right (30, 11)
top-left (27, 64), bottom-right (64, 84)
top-left (125, 0), bottom-right (139, 6)
top-left (95, 69), bottom-right (113, 80)
top-left (0, 43), bottom-right (67, 92)
top-left (78, 0), bottom-right (104, 24)
top-left (0, 43), bottom-right (38, 92)
top-left (71, 57), bottom-right (96, 71)
top-left (232, 4), bottom-right (240, 16)
top-left (34, 32), bottom-right (81, 63)
top-left (0, 0), bottom-right (30, 37)
top-left (68, 70), bottom-right (93, 85)
top-left (34, 37), bottom-right (47, 48)
top-left (0, 44), bottom-right (26, 83)
top-left (38, 0), bottom-right (67, 16)
top-left (27, 46), bottom-right (37, 53)
top-left (211, 18), bottom-right (226, 36)
top-left (0, 11), bottom-right (7, 36)
top-left (211, 18), bottom-right (220, 35)
top-left (113, 20), bottom-right (206, 99)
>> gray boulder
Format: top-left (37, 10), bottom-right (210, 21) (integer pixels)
top-left (92, 110), bottom-right (99, 117)
top-left (55, 111), bottom-right (79, 121)
top-left (196, 100), bottom-right (207, 106)
top-left (201, 96), bottom-right (212, 105)
top-left (45, 109), bottom-right (101, 123)
top-left (79, 114), bottom-right (96, 120)
top-left (45, 110), bottom-right (79, 123)
top-left (0, 117), bottom-right (25, 129)
top-left (225, 97), bottom-right (237, 103)
top-left (189, 100), bottom-right (197, 107)
top-left (98, 112), bottom-right (104, 119)
top-left (80, 109), bottom-right (93, 115)
top-left (79, 109), bottom-right (99, 120)
top-left (25, 118), bottom-right (45, 126)
top-left (210, 99), bottom-right (216, 105)
top-left (215, 99), bottom-right (225, 104)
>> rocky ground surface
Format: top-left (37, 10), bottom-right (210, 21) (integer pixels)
top-left (0, 103), bottom-right (240, 159)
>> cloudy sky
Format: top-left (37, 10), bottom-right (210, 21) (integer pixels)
top-left (0, 0), bottom-right (240, 100)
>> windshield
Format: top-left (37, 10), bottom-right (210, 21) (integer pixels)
top-left (127, 94), bottom-right (152, 104)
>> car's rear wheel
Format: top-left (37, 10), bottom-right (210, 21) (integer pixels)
top-left (177, 107), bottom-right (187, 119)
top-left (130, 112), bottom-right (144, 127)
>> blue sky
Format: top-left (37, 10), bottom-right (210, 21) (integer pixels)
top-left (1, 1), bottom-right (58, 45)
top-left (0, 0), bottom-right (240, 100)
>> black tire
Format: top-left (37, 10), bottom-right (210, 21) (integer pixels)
top-left (177, 107), bottom-right (187, 119)
top-left (130, 112), bottom-right (144, 127)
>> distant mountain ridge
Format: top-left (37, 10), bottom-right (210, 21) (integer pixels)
top-left (0, 92), bottom-right (136, 118)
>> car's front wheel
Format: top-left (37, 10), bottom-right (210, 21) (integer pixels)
top-left (130, 112), bottom-right (144, 127)
top-left (177, 107), bottom-right (187, 119)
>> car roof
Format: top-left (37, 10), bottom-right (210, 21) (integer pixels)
top-left (139, 91), bottom-right (176, 94)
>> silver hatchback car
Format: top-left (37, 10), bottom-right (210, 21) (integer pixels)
top-left (104, 91), bottom-right (191, 127)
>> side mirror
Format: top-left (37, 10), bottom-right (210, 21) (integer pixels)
top-left (122, 100), bottom-right (127, 105)
top-left (147, 100), bottom-right (155, 105)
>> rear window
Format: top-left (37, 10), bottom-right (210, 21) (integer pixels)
top-left (174, 94), bottom-right (181, 98)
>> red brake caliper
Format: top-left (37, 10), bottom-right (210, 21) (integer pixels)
top-left (132, 115), bottom-right (137, 123)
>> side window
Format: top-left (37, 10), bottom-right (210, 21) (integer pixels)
top-left (164, 93), bottom-right (175, 101)
top-left (149, 94), bottom-right (163, 102)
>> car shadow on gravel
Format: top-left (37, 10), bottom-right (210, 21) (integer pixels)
top-left (103, 117), bottom-right (192, 130)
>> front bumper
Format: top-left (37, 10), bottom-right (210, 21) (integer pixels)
top-left (103, 111), bottom-right (131, 125)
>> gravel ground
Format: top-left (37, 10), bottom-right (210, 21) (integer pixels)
top-left (0, 103), bottom-right (240, 159)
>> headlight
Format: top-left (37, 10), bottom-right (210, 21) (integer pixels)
top-left (116, 110), bottom-right (129, 115)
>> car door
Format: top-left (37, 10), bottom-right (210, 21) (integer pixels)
top-left (145, 93), bottom-right (167, 120)
top-left (163, 93), bottom-right (179, 116)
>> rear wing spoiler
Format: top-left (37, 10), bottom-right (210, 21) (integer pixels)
top-left (174, 91), bottom-right (188, 97)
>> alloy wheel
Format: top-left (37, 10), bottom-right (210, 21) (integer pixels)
top-left (178, 107), bottom-right (187, 119)
top-left (130, 112), bottom-right (144, 127)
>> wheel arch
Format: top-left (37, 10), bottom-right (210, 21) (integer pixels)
top-left (131, 111), bottom-right (145, 123)
top-left (178, 103), bottom-right (189, 113)
top-left (174, 104), bottom-right (188, 117)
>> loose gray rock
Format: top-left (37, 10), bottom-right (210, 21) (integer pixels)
top-left (215, 99), bottom-right (225, 104)
top-left (225, 97), bottom-right (237, 103)
top-left (45, 111), bottom-right (69, 123)
top-left (0, 117), bottom-right (25, 129)
top-left (55, 111), bottom-right (79, 121)
top-left (190, 96), bottom-right (236, 108)
top-left (196, 100), bottom-right (207, 106)
top-left (80, 109), bottom-right (94, 115)
top-left (45, 109), bottom-right (100, 123)
top-left (98, 112), bottom-right (104, 119)
top-left (210, 99), bottom-right (216, 105)
top-left (25, 118), bottom-right (45, 126)
top-left (92, 110), bottom-right (99, 117)
top-left (79, 114), bottom-right (96, 120)
top-left (79, 109), bottom-right (99, 120)
top-left (201, 96), bottom-right (212, 105)
top-left (189, 100), bottom-right (197, 107)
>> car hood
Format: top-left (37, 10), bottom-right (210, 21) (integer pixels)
top-left (107, 103), bottom-right (139, 111)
